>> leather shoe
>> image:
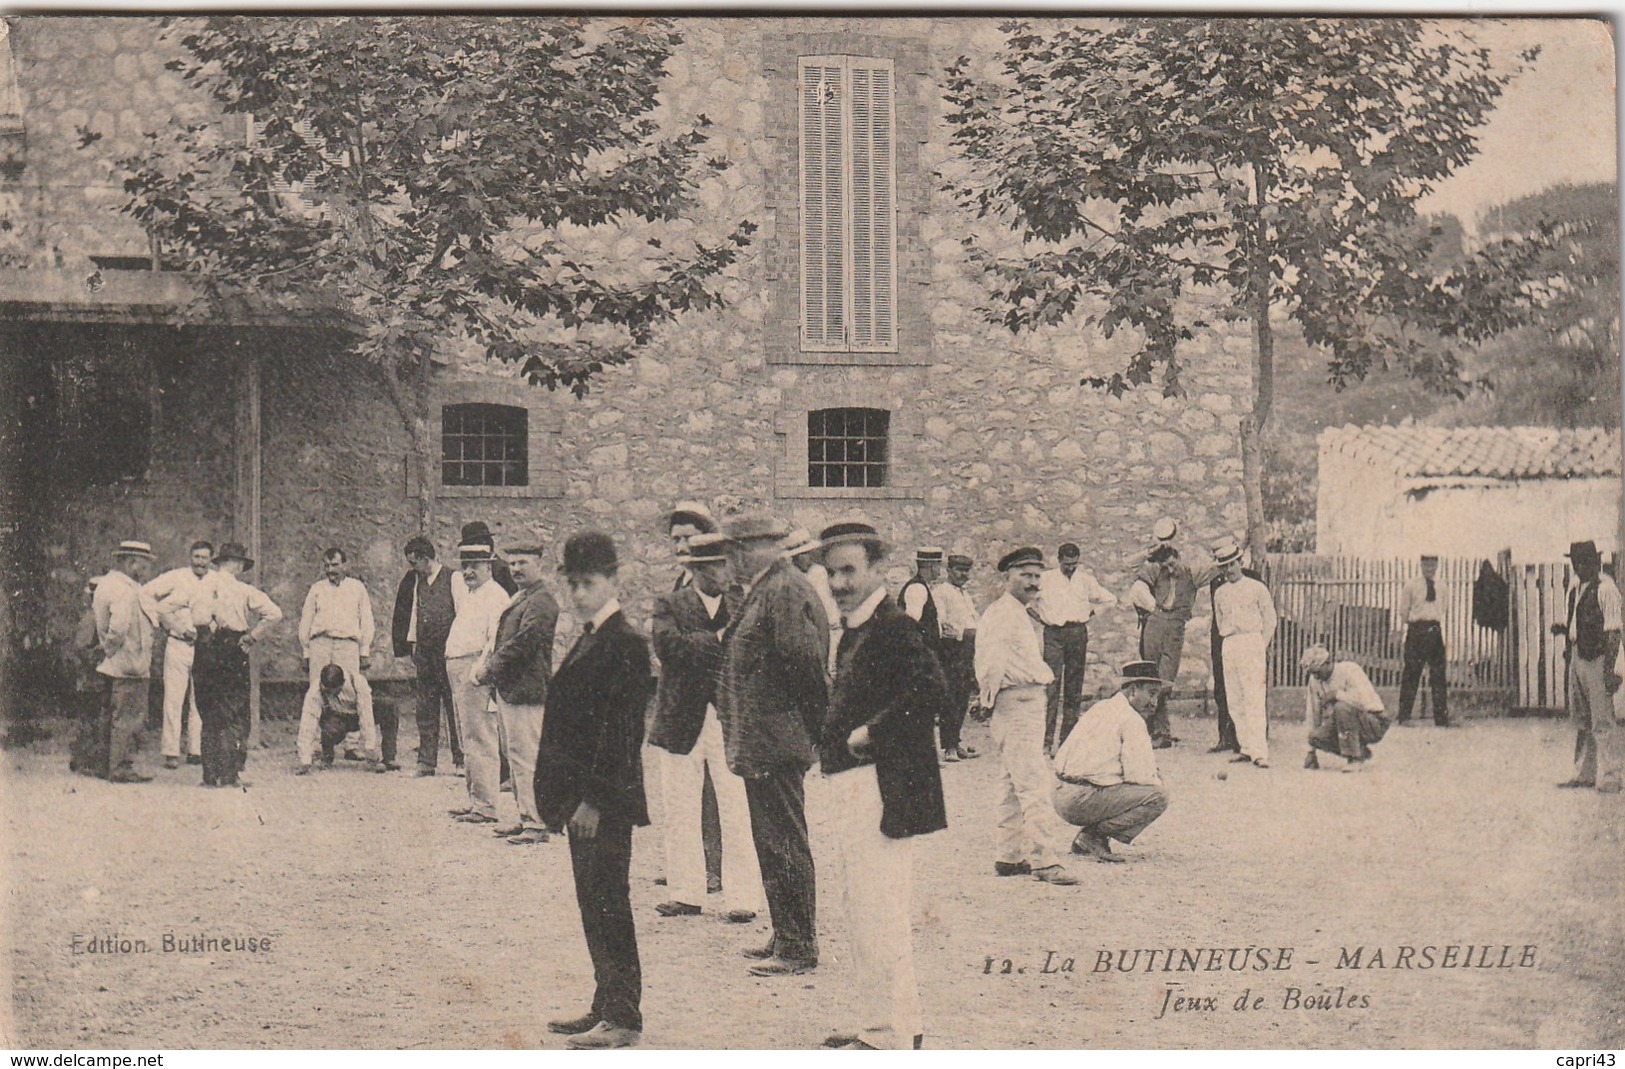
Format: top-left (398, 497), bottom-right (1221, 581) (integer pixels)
top-left (1304, 751), bottom-right (1320, 770)
top-left (186, 754), bottom-right (203, 765)
top-left (1228, 754), bottom-right (1252, 763)
top-left (993, 860), bottom-right (1031, 877)
top-left (748, 956), bottom-right (816, 977)
top-left (656, 901), bottom-right (702, 917)
top-left (942, 749), bottom-right (961, 764)
top-left (1207, 744), bottom-right (1235, 754)
top-left (1031, 864), bottom-right (1079, 886)
top-left (1152, 738), bottom-right (1174, 750)
top-left (454, 811), bottom-right (497, 824)
top-left (955, 745), bottom-right (980, 759)
top-left (491, 823), bottom-right (525, 837)
top-left (163, 756), bottom-right (179, 770)
top-left (1556, 779), bottom-right (1595, 789)
top-left (834, 1038), bottom-right (880, 1050)
top-left (447, 806), bottom-right (474, 816)
top-left (565, 1022), bottom-right (641, 1049)
top-left (821, 1033), bottom-right (859, 1048)
top-left (1251, 758), bottom-right (1270, 769)
top-left (416, 768), bottom-right (436, 778)
top-left (546, 1013), bottom-right (599, 1036)
top-left (506, 829), bottom-right (551, 845)
top-left (741, 940), bottom-right (777, 960)
top-left (108, 772), bottom-right (154, 784)
top-left (723, 909), bottom-right (757, 924)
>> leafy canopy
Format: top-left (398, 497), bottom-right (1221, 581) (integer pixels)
top-left (944, 18), bottom-right (1546, 401)
top-left (110, 16), bottom-right (753, 394)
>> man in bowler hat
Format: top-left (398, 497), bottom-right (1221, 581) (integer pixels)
top-left (538, 531), bottom-right (653, 1049)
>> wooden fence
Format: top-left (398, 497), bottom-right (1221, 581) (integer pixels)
top-left (1262, 553), bottom-right (1532, 707)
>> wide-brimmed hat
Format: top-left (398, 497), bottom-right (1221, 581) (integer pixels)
top-left (679, 532), bottom-right (730, 566)
top-left (560, 530), bottom-right (619, 577)
top-left (1566, 540), bottom-right (1601, 566)
top-left (1299, 645), bottom-right (1333, 673)
top-left (215, 542), bottom-right (254, 571)
top-left (1119, 660), bottom-right (1163, 686)
top-left (818, 521), bottom-right (888, 556)
top-left (998, 546), bottom-right (1044, 572)
top-left (1153, 518), bottom-right (1178, 542)
top-left (1212, 538), bottom-right (1243, 566)
top-left (112, 540), bottom-right (155, 560)
top-left (724, 511), bottom-right (790, 544)
top-left (782, 528), bottom-right (821, 558)
top-left (669, 500), bottom-right (719, 535)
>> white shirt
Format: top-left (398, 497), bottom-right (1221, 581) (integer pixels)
top-left (1306, 661), bottom-right (1386, 720)
top-left (695, 587), bottom-right (723, 622)
top-left (1053, 691), bottom-right (1161, 788)
top-left (192, 570), bottom-right (283, 634)
top-left (298, 575), bottom-right (376, 654)
top-left (1399, 576), bottom-right (1444, 625)
top-left (974, 592), bottom-right (1054, 708)
top-left (933, 582), bottom-right (980, 640)
top-left (1213, 575), bottom-right (1277, 640)
top-left (1036, 566), bottom-right (1117, 627)
top-left (143, 566), bottom-right (209, 637)
top-left (445, 577), bottom-right (511, 660)
top-left (93, 569), bottom-right (158, 679)
top-left (405, 562), bottom-right (444, 645)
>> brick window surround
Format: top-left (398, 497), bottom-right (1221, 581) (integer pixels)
top-left (774, 379), bottom-right (922, 501)
top-left (422, 379), bottom-right (563, 500)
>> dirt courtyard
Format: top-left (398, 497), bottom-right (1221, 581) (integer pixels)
top-left (5, 707), bottom-right (1622, 1050)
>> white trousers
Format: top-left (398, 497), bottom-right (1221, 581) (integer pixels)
top-left (160, 636), bottom-right (201, 758)
top-left (1222, 632), bottom-right (1269, 761)
top-left (297, 636), bottom-right (377, 764)
top-left (659, 706), bottom-right (763, 913)
top-left (494, 695), bottom-right (546, 830)
top-left (448, 655), bottom-right (500, 817)
top-left (830, 764), bottom-right (922, 1050)
top-left (989, 685), bottom-right (1072, 867)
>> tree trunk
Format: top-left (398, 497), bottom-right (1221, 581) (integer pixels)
top-left (1243, 158), bottom-right (1275, 567)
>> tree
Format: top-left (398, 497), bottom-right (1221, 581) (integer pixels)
top-left (100, 16), bottom-right (753, 525)
top-left (944, 18), bottom-right (1554, 561)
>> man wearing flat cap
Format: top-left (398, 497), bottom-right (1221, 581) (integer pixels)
top-left (444, 541), bottom-right (512, 824)
top-left (1127, 519), bottom-right (1198, 749)
top-left (1553, 540), bottom-right (1622, 792)
top-left (1035, 542), bottom-right (1117, 753)
top-left (1209, 538), bottom-right (1277, 769)
top-left (473, 541), bottom-right (560, 844)
top-left (974, 547), bottom-right (1079, 886)
top-left (190, 542), bottom-right (283, 787)
top-left (648, 531), bottom-right (762, 922)
top-left (717, 509), bottom-right (831, 975)
top-left (537, 531), bottom-right (653, 1049)
top-left (89, 540), bottom-right (159, 782)
top-left (1299, 646), bottom-right (1388, 773)
top-left (1053, 661), bottom-right (1170, 862)
top-left (817, 521), bottom-right (947, 1049)
top-left (1395, 553), bottom-right (1451, 727)
top-left (933, 554), bottom-right (982, 762)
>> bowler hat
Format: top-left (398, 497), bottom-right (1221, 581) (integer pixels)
top-left (560, 530), bottom-right (619, 576)
top-left (998, 546), bottom-right (1044, 572)
top-left (679, 532), bottom-right (730, 565)
top-left (1212, 538), bottom-right (1243, 566)
top-left (1566, 540), bottom-right (1601, 565)
top-left (112, 539), bottom-right (155, 560)
top-left (724, 511), bottom-right (789, 544)
top-left (1119, 661), bottom-right (1164, 686)
top-left (460, 521), bottom-right (497, 550)
top-left (215, 542), bottom-right (255, 571)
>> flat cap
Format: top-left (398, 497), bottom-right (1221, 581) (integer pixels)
top-left (947, 554), bottom-right (973, 569)
top-left (998, 546), bottom-right (1044, 572)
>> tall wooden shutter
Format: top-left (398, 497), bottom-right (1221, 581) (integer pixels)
top-left (799, 56), bottom-right (897, 353)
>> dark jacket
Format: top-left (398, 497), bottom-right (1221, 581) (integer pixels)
top-left (481, 582), bottom-right (561, 706)
top-left (391, 565), bottom-right (457, 657)
top-left (533, 610), bottom-right (652, 829)
top-left (717, 558), bottom-right (830, 777)
top-left (821, 597), bottom-right (949, 839)
top-left (648, 584), bottom-right (738, 755)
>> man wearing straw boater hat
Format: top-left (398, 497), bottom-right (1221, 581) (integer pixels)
top-left (89, 540), bottom-right (159, 782)
top-left (1209, 537), bottom-right (1277, 769)
top-left (1052, 660), bottom-right (1171, 863)
top-left (1553, 539), bottom-right (1622, 793)
top-left (1396, 553), bottom-right (1451, 727)
top-left (1127, 518), bottom-right (1197, 749)
top-left (816, 520), bottom-right (946, 1050)
top-left (190, 541), bottom-right (282, 787)
top-left (716, 508), bottom-right (830, 976)
top-left (443, 538), bottom-right (512, 824)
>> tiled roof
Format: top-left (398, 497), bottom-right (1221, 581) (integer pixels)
top-left (1319, 425), bottom-right (1622, 480)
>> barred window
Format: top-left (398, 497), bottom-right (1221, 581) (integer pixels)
top-left (808, 407), bottom-right (889, 488)
top-left (441, 403), bottom-right (528, 487)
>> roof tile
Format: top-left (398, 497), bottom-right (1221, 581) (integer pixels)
top-left (1319, 425), bottom-right (1622, 480)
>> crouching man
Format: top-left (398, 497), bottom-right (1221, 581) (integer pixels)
top-left (1300, 645), bottom-right (1388, 773)
top-left (1052, 661), bottom-right (1170, 863)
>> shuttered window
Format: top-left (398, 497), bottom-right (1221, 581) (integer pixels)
top-left (799, 56), bottom-right (896, 353)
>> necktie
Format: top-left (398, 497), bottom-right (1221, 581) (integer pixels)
top-left (1424, 579), bottom-right (1436, 602)
top-left (582, 622), bottom-right (595, 636)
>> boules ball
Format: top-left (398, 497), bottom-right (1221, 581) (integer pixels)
top-left (1215, 771), bottom-right (1228, 781)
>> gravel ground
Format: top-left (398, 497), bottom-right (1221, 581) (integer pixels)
top-left (5, 709), bottom-right (1621, 1049)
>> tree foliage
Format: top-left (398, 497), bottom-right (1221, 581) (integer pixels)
top-left (944, 18), bottom-right (1557, 555)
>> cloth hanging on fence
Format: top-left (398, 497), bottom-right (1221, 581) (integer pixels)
top-left (1472, 561), bottom-right (1508, 632)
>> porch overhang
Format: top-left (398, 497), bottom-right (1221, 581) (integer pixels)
top-left (0, 267), bottom-right (359, 333)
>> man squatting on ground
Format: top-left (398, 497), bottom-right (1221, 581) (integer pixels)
top-left (1299, 645), bottom-right (1388, 773)
top-left (1051, 660), bottom-right (1171, 863)
top-left (817, 521), bottom-right (947, 1050)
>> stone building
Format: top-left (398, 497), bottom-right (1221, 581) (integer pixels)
top-left (0, 16), bottom-right (1251, 714)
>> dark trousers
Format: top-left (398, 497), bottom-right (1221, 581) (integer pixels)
top-left (1043, 623), bottom-right (1089, 749)
top-left (1139, 615), bottom-right (1186, 742)
top-left (412, 647), bottom-right (462, 769)
top-left (1211, 625), bottom-right (1238, 751)
top-left (938, 637), bottom-right (972, 752)
top-left (701, 768), bottom-right (723, 889)
top-left (194, 630), bottom-right (250, 786)
top-left (1398, 622), bottom-right (1448, 724)
top-left (320, 708), bottom-right (398, 763)
top-left (1309, 701), bottom-right (1390, 761)
top-left (744, 767), bottom-right (817, 962)
top-left (568, 818), bottom-right (642, 1032)
top-left (377, 701), bottom-right (400, 765)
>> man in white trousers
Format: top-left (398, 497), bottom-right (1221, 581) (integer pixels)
top-left (648, 532), bottom-right (763, 922)
top-left (1210, 538), bottom-right (1277, 769)
top-left (143, 539), bottom-right (214, 769)
top-left (444, 543), bottom-right (512, 822)
top-left (295, 547), bottom-right (379, 773)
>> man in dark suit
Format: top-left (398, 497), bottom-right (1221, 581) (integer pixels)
top-left (648, 532), bottom-right (762, 922)
top-left (817, 521), bottom-right (947, 1051)
top-left (716, 510), bottom-right (830, 977)
top-left (473, 541), bottom-right (560, 846)
top-left (536, 531), bottom-right (653, 1050)
top-left (391, 536), bottom-right (462, 775)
